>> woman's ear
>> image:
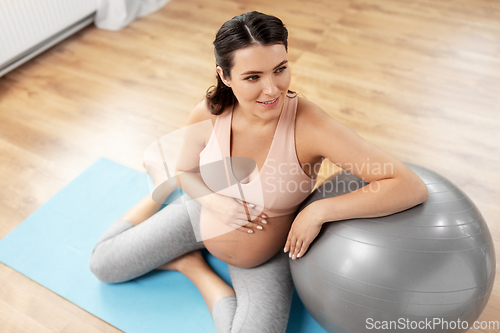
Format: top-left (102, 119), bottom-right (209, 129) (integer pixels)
top-left (216, 66), bottom-right (231, 87)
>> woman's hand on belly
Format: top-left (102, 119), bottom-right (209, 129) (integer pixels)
top-left (202, 192), bottom-right (267, 234)
top-left (202, 212), bottom-right (296, 268)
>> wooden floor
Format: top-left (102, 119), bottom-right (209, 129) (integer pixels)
top-left (1, 0), bottom-right (499, 331)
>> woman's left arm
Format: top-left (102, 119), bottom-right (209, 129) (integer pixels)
top-left (284, 99), bottom-right (429, 259)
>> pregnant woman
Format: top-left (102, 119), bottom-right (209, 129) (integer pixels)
top-left (89, 11), bottom-right (428, 333)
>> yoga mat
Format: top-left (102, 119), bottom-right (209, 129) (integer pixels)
top-left (0, 158), bottom-right (326, 333)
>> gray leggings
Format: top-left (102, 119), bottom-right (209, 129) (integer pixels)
top-left (88, 196), bottom-right (294, 333)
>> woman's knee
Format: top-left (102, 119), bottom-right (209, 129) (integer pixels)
top-left (88, 245), bottom-right (123, 283)
top-left (89, 250), bottom-right (110, 283)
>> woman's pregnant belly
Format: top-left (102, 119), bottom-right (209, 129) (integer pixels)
top-left (200, 206), bottom-right (295, 268)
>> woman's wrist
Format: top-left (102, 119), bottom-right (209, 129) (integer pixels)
top-left (304, 199), bottom-right (331, 227)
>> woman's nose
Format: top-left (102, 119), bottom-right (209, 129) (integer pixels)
top-left (263, 76), bottom-right (279, 95)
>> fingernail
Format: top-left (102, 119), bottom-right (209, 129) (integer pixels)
top-left (247, 229), bottom-right (253, 234)
top-left (262, 214), bottom-right (267, 218)
top-left (289, 253), bottom-right (291, 258)
top-left (256, 225), bottom-right (263, 230)
top-left (283, 247), bottom-right (287, 253)
top-left (292, 254), bottom-right (296, 260)
top-left (261, 219), bottom-right (267, 224)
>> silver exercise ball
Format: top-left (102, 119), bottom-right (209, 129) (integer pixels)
top-left (291, 163), bottom-right (495, 333)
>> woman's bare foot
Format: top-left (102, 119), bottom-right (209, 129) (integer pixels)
top-left (158, 249), bottom-right (236, 313)
top-left (155, 249), bottom-right (205, 272)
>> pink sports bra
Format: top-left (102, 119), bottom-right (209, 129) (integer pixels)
top-left (199, 92), bottom-right (316, 218)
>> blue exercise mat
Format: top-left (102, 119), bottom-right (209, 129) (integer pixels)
top-left (0, 158), bottom-right (326, 333)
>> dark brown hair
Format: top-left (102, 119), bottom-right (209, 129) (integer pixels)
top-left (206, 11), bottom-right (290, 115)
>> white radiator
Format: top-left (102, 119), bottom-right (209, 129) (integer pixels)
top-left (0, 0), bottom-right (98, 77)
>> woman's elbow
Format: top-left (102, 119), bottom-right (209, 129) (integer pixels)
top-left (418, 180), bottom-right (429, 204)
top-left (409, 173), bottom-right (429, 206)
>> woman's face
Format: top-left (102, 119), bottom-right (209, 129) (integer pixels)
top-left (218, 44), bottom-right (291, 122)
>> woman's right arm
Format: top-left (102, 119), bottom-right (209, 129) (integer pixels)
top-left (175, 100), bottom-right (266, 233)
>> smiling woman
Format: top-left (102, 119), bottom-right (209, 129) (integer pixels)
top-left (89, 10), bottom-right (429, 333)
top-left (216, 45), bottom-right (291, 123)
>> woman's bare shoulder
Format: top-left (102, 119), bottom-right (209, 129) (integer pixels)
top-left (295, 96), bottom-right (349, 157)
top-left (186, 99), bottom-right (218, 126)
top-left (296, 96), bottom-right (333, 126)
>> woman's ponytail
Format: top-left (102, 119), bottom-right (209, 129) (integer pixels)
top-left (206, 73), bottom-right (236, 115)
